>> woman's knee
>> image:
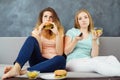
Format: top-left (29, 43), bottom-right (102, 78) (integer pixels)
top-left (53, 56), bottom-right (66, 65)
top-left (54, 55), bottom-right (66, 60)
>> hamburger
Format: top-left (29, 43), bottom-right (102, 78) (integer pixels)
top-left (54, 70), bottom-right (67, 78)
top-left (43, 22), bottom-right (54, 30)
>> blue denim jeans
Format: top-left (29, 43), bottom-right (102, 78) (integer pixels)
top-left (14, 36), bottom-right (66, 72)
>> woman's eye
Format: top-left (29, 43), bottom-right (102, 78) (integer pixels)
top-left (85, 16), bottom-right (88, 19)
top-left (44, 15), bottom-right (47, 18)
top-left (78, 18), bottom-right (82, 20)
top-left (50, 16), bottom-right (53, 19)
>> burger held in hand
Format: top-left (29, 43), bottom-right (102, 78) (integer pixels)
top-left (43, 22), bottom-right (54, 30)
top-left (54, 70), bottom-right (67, 78)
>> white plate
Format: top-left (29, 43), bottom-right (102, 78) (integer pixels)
top-left (40, 73), bottom-right (66, 80)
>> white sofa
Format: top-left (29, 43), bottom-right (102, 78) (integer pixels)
top-left (0, 37), bottom-right (120, 79)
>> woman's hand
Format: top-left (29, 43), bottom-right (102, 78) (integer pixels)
top-left (92, 30), bottom-right (102, 40)
top-left (32, 22), bottom-right (46, 35)
top-left (75, 34), bottom-right (83, 41)
top-left (38, 22), bottom-right (47, 34)
top-left (50, 22), bottom-right (59, 35)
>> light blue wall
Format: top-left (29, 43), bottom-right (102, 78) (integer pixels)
top-left (0, 0), bottom-right (120, 37)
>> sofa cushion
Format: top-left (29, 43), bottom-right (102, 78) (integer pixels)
top-left (0, 37), bottom-right (120, 64)
top-left (99, 37), bottom-right (120, 61)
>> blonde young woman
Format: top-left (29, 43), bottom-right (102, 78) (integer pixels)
top-left (64, 9), bottom-right (120, 76)
top-left (2, 7), bottom-right (66, 79)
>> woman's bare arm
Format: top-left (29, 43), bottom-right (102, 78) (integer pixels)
top-left (64, 36), bottom-right (80, 55)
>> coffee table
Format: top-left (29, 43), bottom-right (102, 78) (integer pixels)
top-left (4, 77), bottom-right (120, 80)
top-left (1, 68), bottom-right (120, 80)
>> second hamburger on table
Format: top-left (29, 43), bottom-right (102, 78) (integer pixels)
top-left (54, 70), bottom-right (67, 78)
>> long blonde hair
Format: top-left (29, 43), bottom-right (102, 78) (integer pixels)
top-left (74, 9), bottom-right (94, 32)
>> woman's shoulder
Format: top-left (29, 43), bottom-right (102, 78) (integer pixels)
top-left (67, 27), bottom-right (79, 31)
top-left (66, 28), bottom-right (80, 36)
